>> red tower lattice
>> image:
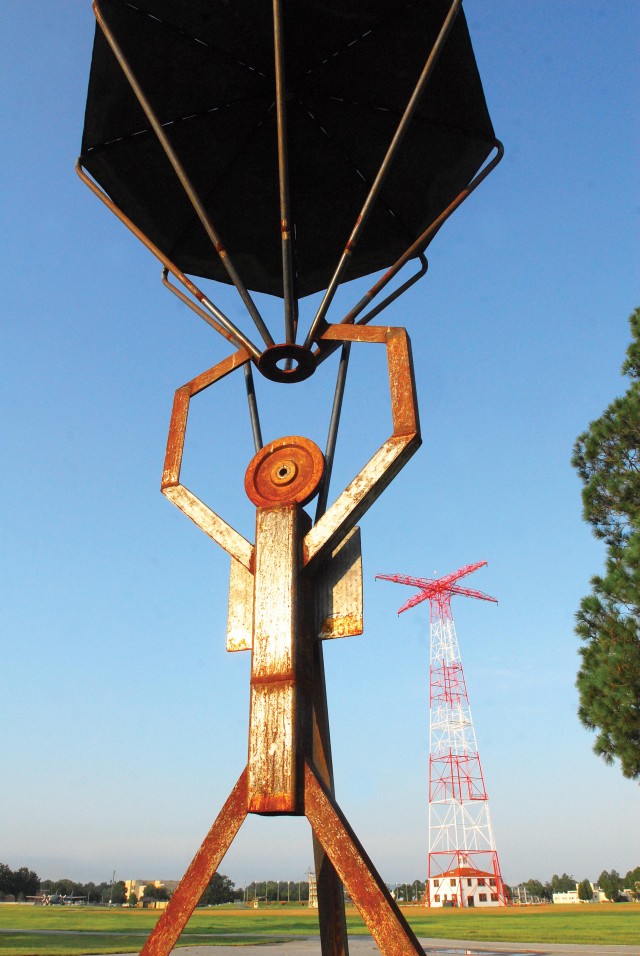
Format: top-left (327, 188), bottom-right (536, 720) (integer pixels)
top-left (377, 561), bottom-right (509, 908)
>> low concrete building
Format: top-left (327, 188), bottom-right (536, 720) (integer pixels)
top-left (428, 867), bottom-right (503, 908)
top-left (552, 883), bottom-right (607, 904)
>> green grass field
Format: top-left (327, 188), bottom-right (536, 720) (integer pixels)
top-left (0, 902), bottom-right (637, 954)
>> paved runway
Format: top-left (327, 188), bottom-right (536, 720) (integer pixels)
top-left (99, 939), bottom-right (639, 956)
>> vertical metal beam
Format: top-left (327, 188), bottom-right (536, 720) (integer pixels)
top-left (305, 0), bottom-right (463, 346)
top-left (248, 505), bottom-right (307, 813)
top-left (311, 640), bottom-right (350, 955)
top-left (244, 364), bottom-right (263, 453)
top-left (273, 0), bottom-right (298, 344)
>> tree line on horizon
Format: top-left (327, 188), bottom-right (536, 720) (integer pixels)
top-left (515, 868), bottom-right (640, 903)
top-left (0, 865), bottom-right (309, 907)
top-left (3, 862), bottom-right (640, 906)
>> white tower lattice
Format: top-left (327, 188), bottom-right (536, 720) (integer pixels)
top-left (377, 561), bottom-right (508, 907)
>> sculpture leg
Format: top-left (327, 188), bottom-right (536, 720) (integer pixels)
top-left (311, 641), bottom-right (350, 956)
top-left (304, 761), bottom-right (424, 956)
top-left (140, 768), bottom-right (248, 956)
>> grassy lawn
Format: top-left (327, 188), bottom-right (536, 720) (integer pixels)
top-left (0, 902), bottom-right (637, 954)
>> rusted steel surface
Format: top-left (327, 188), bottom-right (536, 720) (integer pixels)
top-left (248, 504), bottom-right (305, 813)
top-left (139, 768), bottom-right (248, 956)
top-left (226, 525), bottom-right (361, 652)
top-left (147, 323), bottom-right (420, 951)
top-left (245, 437), bottom-right (325, 509)
top-left (226, 557), bottom-right (254, 652)
top-left (314, 833), bottom-right (350, 956)
top-left (304, 762), bottom-right (425, 956)
top-left (161, 348), bottom-right (255, 571)
top-left (314, 527), bottom-right (363, 641)
top-left (245, 439), bottom-right (324, 813)
top-left (304, 325), bottom-right (421, 569)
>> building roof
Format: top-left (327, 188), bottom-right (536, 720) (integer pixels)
top-left (432, 867), bottom-right (496, 880)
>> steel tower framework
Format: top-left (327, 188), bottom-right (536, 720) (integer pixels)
top-left (377, 561), bottom-right (508, 907)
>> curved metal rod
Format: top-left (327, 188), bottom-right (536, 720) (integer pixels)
top-left (92, 0), bottom-right (274, 350)
top-left (161, 269), bottom-right (238, 346)
top-left (304, 0), bottom-right (463, 347)
top-left (313, 254), bottom-right (427, 368)
top-left (76, 159), bottom-right (262, 361)
top-left (315, 342), bottom-right (351, 523)
top-left (353, 254), bottom-right (428, 328)
top-left (313, 138), bottom-right (503, 366)
top-left (343, 139), bottom-right (504, 325)
top-left (163, 268), bottom-right (263, 453)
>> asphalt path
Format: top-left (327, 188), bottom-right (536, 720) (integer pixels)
top-left (1, 929), bottom-right (636, 955)
top-left (72, 940), bottom-right (639, 955)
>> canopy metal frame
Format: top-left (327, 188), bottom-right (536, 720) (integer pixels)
top-left (77, 0), bottom-right (502, 506)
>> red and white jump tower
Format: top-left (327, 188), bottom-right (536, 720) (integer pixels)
top-left (377, 561), bottom-right (508, 908)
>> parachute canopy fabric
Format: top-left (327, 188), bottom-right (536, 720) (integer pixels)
top-left (81, 0), bottom-right (496, 298)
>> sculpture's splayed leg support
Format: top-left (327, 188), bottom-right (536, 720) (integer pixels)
top-left (139, 769), bottom-right (248, 956)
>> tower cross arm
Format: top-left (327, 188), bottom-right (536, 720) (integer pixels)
top-left (448, 583), bottom-right (498, 604)
top-left (376, 561), bottom-right (497, 615)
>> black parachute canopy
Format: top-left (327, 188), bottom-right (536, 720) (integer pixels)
top-left (81, 0), bottom-right (496, 298)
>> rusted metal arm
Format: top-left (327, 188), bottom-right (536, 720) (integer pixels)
top-left (92, 0), bottom-right (274, 350)
top-left (304, 0), bottom-right (463, 347)
top-left (161, 349), bottom-right (255, 571)
top-left (305, 324), bottom-right (421, 570)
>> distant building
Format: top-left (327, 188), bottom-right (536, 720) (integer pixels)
top-left (308, 872), bottom-right (318, 908)
top-left (124, 879), bottom-right (180, 907)
top-left (552, 883), bottom-right (606, 904)
top-left (427, 868), bottom-right (502, 908)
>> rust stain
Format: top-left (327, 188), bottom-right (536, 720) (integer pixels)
top-left (319, 611), bottom-right (362, 640)
top-left (245, 436), bottom-right (324, 508)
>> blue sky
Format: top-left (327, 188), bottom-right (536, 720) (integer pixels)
top-left (2, 1), bottom-right (638, 891)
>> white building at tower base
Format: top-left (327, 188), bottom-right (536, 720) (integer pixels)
top-left (428, 867), bottom-right (503, 908)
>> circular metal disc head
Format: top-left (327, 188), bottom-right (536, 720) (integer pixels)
top-left (245, 436), bottom-right (324, 507)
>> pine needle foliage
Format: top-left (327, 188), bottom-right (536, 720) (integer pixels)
top-left (572, 307), bottom-right (640, 780)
